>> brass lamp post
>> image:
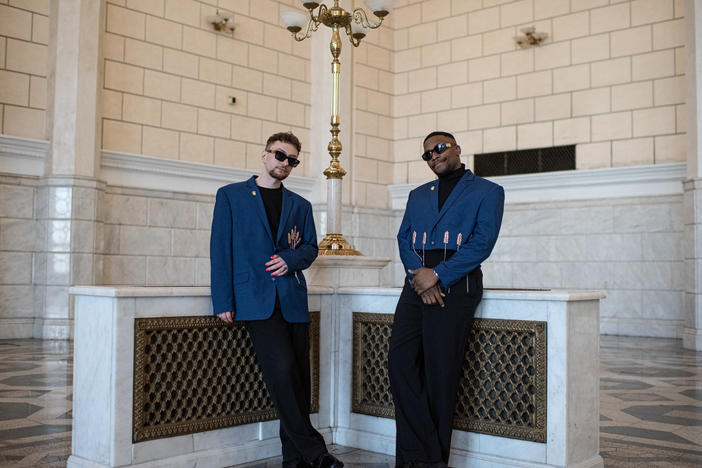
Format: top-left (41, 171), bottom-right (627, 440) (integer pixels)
top-left (281, 0), bottom-right (394, 256)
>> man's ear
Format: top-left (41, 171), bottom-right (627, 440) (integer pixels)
top-left (455, 144), bottom-right (461, 156)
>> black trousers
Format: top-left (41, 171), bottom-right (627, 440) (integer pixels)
top-left (388, 269), bottom-right (483, 466)
top-left (245, 309), bottom-right (327, 464)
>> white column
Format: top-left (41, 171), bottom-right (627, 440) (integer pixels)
top-left (34, 0), bottom-right (105, 338)
top-left (683, 0), bottom-right (702, 350)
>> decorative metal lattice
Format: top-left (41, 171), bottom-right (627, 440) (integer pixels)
top-left (133, 312), bottom-right (320, 443)
top-left (474, 145), bottom-right (575, 177)
top-left (352, 313), bottom-right (547, 443)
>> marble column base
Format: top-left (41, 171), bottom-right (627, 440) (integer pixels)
top-left (683, 179), bottom-right (702, 351)
top-left (307, 256), bottom-right (391, 288)
top-left (682, 326), bottom-right (702, 350)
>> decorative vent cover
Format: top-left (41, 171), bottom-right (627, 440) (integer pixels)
top-left (352, 313), bottom-right (547, 442)
top-left (474, 145), bottom-right (575, 177)
top-left (133, 312), bottom-right (319, 442)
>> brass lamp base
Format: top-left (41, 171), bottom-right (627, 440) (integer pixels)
top-left (318, 233), bottom-right (363, 256)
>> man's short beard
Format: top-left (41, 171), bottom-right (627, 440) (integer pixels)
top-left (269, 167), bottom-right (289, 181)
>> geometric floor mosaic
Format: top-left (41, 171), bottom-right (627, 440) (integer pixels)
top-left (0, 336), bottom-right (699, 467)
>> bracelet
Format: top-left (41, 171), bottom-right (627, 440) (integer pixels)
top-left (433, 269), bottom-right (439, 279)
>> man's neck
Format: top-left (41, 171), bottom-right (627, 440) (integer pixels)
top-left (255, 173), bottom-right (281, 189)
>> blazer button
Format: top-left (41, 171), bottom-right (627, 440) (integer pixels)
top-left (271, 277), bottom-right (276, 282)
top-left (431, 241), bottom-right (435, 245)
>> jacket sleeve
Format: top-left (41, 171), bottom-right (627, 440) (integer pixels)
top-left (210, 188), bottom-right (235, 315)
top-left (276, 202), bottom-right (318, 272)
top-left (433, 184), bottom-right (505, 288)
top-left (397, 190), bottom-right (423, 277)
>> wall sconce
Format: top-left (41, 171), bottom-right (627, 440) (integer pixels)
top-left (514, 26), bottom-right (547, 48)
top-left (206, 10), bottom-right (235, 34)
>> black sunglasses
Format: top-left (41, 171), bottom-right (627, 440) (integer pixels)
top-left (268, 149), bottom-right (300, 167)
top-left (421, 142), bottom-right (456, 161)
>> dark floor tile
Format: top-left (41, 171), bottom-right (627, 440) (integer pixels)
top-left (0, 402), bottom-right (43, 421)
top-left (600, 377), bottom-right (653, 391)
top-left (0, 373), bottom-right (71, 388)
top-left (680, 389), bottom-right (702, 401)
top-left (607, 367), bottom-right (695, 378)
top-left (601, 426), bottom-right (696, 445)
top-left (609, 392), bottom-right (672, 402)
top-left (0, 424), bottom-right (72, 442)
top-left (622, 405), bottom-right (702, 427)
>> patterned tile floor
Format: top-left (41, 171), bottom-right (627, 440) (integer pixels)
top-left (0, 336), bottom-right (699, 467)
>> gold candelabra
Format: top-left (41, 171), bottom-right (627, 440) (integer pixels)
top-left (282, 0), bottom-right (394, 256)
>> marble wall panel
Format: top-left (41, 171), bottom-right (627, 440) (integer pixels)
top-left (71, 253), bottom-right (95, 285)
top-left (196, 202), bottom-right (214, 229)
top-left (195, 257), bottom-right (210, 286)
top-left (613, 203), bottom-right (677, 233)
top-left (172, 229), bottom-right (210, 257)
top-left (104, 193), bottom-right (148, 225)
top-left (72, 187), bottom-right (98, 220)
top-left (102, 255), bottom-right (147, 285)
top-left (147, 198), bottom-right (197, 228)
top-left (97, 224), bottom-right (120, 254)
top-left (0, 184), bottom-right (34, 218)
top-left (0, 219), bottom-right (37, 251)
top-left (146, 256), bottom-right (195, 285)
top-left (501, 208), bottom-right (561, 236)
top-left (559, 206), bottom-right (614, 234)
top-left (511, 262), bottom-right (562, 289)
top-left (45, 253), bottom-right (70, 285)
top-left (44, 285), bottom-right (70, 319)
top-left (560, 262), bottom-right (614, 289)
top-left (71, 220), bottom-right (96, 253)
top-left (642, 232), bottom-right (683, 261)
top-left (0, 252), bottom-right (32, 284)
top-left (48, 187), bottom-right (73, 219)
top-left (613, 261), bottom-right (673, 290)
top-left (0, 285), bottom-right (34, 317)
top-left (119, 225), bottom-right (171, 255)
top-left (641, 290), bottom-right (684, 320)
top-left (599, 289), bottom-right (644, 320)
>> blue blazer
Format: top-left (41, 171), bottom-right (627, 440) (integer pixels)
top-left (210, 176), bottom-right (318, 322)
top-left (397, 170), bottom-right (504, 289)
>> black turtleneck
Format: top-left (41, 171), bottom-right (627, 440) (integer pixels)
top-left (438, 164), bottom-right (466, 211)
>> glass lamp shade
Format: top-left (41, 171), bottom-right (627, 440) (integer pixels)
top-left (281, 11), bottom-right (309, 32)
top-left (350, 21), bottom-right (366, 38)
top-left (364, 0), bottom-right (395, 14)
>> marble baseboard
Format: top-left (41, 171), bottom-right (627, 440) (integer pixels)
top-left (334, 428), bottom-right (395, 457)
top-left (0, 318), bottom-right (34, 338)
top-left (682, 327), bottom-right (702, 350)
top-left (601, 317), bottom-right (683, 338)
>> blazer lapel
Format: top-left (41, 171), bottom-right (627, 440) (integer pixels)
top-left (246, 176), bottom-right (274, 242)
top-left (277, 186), bottom-right (294, 243)
top-left (432, 171), bottom-right (475, 229)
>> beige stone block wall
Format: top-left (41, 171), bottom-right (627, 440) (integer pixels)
top-left (0, 1), bottom-right (48, 139)
top-left (390, 0), bottom-right (686, 180)
top-left (351, 0), bottom-right (394, 208)
top-left (101, 0), bottom-right (312, 175)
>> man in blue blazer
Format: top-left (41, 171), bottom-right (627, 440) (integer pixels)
top-left (389, 131), bottom-right (505, 467)
top-left (210, 132), bottom-right (343, 468)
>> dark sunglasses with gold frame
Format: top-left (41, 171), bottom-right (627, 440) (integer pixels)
top-left (421, 142), bottom-right (456, 161)
top-left (267, 149), bottom-right (300, 167)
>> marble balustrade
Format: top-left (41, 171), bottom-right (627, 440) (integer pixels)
top-left (67, 285), bottom-right (604, 468)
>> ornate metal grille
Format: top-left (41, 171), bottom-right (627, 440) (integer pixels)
top-left (352, 313), bottom-right (547, 443)
top-left (133, 312), bottom-right (320, 443)
top-left (474, 145), bottom-right (575, 177)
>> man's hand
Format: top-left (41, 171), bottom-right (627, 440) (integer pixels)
top-left (217, 311), bottom-right (234, 324)
top-left (265, 254), bottom-right (289, 276)
top-left (420, 284), bottom-right (445, 307)
top-left (408, 267), bottom-right (439, 295)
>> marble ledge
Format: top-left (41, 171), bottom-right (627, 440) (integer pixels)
top-left (69, 285), bottom-right (336, 297)
top-left (311, 256), bottom-right (391, 269)
top-left (336, 287), bottom-right (605, 302)
top-left (69, 286), bottom-right (604, 302)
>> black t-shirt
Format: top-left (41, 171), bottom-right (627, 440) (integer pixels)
top-left (258, 184), bottom-right (283, 238)
top-left (438, 164), bottom-right (467, 211)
